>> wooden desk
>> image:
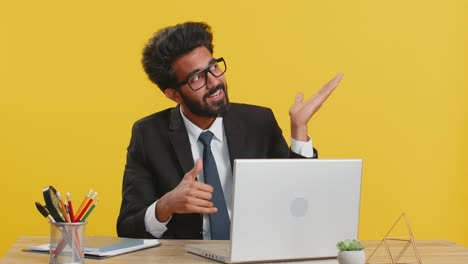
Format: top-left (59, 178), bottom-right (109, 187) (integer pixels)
top-left (1, 237), bottom-right (467, 264)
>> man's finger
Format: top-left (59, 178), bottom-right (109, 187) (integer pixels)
top-left (184, 158), bottom-right (203, 181)
top-left (325, 73), bottom-right (343, 87)
top-left (294, 92), bottom-right (304, 104)
top-left (188, 196), bottom-right (214, 208)
top-left (187, 205), bottom-right (218, 215)
top-left (321, 73), bottom-right (343, 93)
top-left (325, 73), bottom-right (343, 92)
top-left (335, 73), bottom-right (344, 83)
top-left (192, 181), bottom-right (214, 193)
top-left (189, 188), bottom-right (213, 200)
top-left (311, 73), bottom-right (343, 102)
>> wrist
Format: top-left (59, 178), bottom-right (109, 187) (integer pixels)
top-left (155, 195), bottom-right (172, 222)
top-left (291, 123), bottom-right (308, 142)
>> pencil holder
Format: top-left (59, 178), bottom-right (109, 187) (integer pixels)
top-left (49, 222), bottom-right (87, 264)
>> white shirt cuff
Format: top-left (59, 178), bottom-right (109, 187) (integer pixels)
top-left (144, 200), bottom-right (171, 238)
top-left (290, 136), bottom-right (315, 158)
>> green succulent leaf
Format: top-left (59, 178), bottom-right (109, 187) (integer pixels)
top-left (336, 239), bottom-right (365, 251)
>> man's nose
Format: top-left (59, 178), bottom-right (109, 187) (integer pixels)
top-left (205, 71), bottom-right (220, 89)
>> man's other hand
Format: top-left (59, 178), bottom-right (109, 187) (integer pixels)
top-left (155, 158), bottom-right (217, 222)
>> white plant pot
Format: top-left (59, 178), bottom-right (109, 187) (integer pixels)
top-left (337, 250), bottom-right (366, 264)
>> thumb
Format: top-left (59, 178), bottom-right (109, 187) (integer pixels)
top-left (184, 158), bottom-right (203, 181)
top-left (294, 92), bottom-right (304, 105)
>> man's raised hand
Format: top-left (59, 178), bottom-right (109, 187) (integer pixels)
top-left (289, 73), bottom-right (343, 141)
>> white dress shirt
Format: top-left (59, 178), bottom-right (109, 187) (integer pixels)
top-left (144, 107), bottom-right (315, 239)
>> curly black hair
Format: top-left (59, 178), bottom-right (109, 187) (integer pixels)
top-left (142, 22), bottom-right (214, 92)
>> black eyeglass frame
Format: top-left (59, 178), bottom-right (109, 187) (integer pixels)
top-left (174, 57), bottom-right (227, 91)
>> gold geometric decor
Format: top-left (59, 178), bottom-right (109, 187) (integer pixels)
top-left (366, 213), bottom-right (422, 264)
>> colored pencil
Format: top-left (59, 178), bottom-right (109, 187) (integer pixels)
top-left (66, 192), bottom-right (75, 222)
top-left (81, 200), bottom-right (99, 222)
top-left (56, 192), bottom-right (71, 223)
top-left (75, 189), bottom-right (92, 218)
top-left (74, 192), bottom-right (98, 222)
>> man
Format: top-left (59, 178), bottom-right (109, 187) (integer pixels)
top-left (117, 22), bottom-right (342, 239)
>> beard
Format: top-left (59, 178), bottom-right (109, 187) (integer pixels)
top-left (179, 83), bottom-right (230, 117)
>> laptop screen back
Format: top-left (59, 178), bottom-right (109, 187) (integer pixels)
top-left (229, 159), bottom-right (362, 262)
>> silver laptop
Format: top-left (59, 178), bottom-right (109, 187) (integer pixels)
top-left (185, 159), bottom-right (363, 263)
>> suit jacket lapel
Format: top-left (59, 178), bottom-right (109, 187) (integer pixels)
top-left (168, 105), bottom-right (194, 175)
top-left (223, 106), bottom-right (245, 169)
top-left (168, 104), bottom-right (245, 174)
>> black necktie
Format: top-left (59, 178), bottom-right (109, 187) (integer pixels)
top-left (198, 131), bottom-right (230, 240)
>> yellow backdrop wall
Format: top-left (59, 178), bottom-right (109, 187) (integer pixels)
top-left (1, 0), bottom-right (466, 256)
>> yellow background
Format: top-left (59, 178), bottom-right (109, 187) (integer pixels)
top-left (1, 0), bottom-right (466, 256)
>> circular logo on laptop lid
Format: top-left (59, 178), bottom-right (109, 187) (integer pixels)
top-left (290, 197), bottom-right (309, 218)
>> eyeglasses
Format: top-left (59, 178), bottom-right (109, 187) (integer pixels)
top-left (175, 57), bottom-right (227, 91)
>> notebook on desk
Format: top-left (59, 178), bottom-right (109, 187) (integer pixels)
top-left (185, 159), bottom-right (363, 263)
top-left (25, 236), bottom-right (160, 259)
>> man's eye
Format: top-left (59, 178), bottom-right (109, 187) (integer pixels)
top-left (211, 64), bottom-right (218, 70)
top-left (190, 74), bottom-right (201, 82)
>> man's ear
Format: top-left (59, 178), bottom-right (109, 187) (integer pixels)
top-left (164, 88), bottom-right (183, 104)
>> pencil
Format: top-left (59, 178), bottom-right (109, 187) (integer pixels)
top-left (75, 189), bottom-right (92, 218)
top-left (81, 200), bottom-right (99, 222)
top-left (66, 192), bottom-right (75, 222)
top-left (74, 192), bottom-right (98, 222)
top-left (56, 192), bottom-right (71, 223)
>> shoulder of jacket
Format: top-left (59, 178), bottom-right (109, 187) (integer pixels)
top-left (133, 107), bottom-right (174, 127)
top-left (228, 102), bottom-right (272, 114)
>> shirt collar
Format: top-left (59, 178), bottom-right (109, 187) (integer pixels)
top-left (179, 106), bottom-right (224, 146)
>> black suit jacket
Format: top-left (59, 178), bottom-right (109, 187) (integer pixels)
top-left (117, 103), bottom-right (318, 239)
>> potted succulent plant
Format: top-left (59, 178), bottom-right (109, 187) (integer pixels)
top-left (336, 239), bottom-right (366, 264)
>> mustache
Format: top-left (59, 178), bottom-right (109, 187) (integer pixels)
top-left (203, 83), bottom-right (225, 99)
